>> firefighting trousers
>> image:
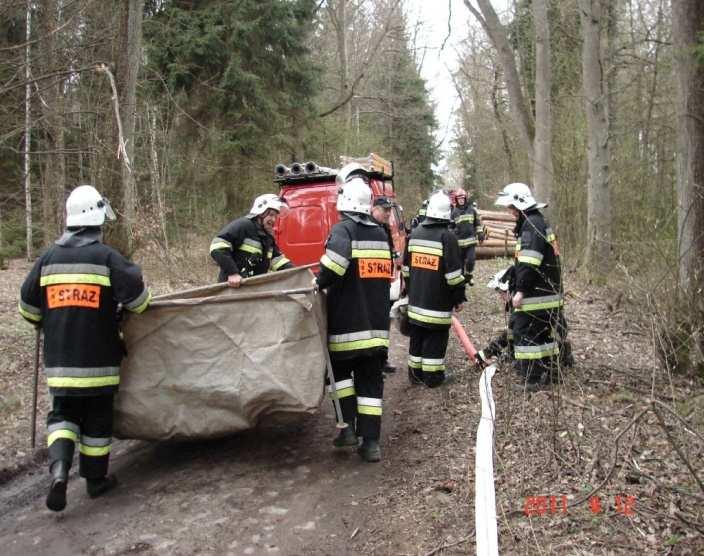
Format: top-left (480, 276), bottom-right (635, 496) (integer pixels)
top-left (47, 394), bottom-right (114, 479)
top-left (460, 246), bottom-right (476, 276)
top-left (329, 356), bottom-right (384, 440)
top-left (512, 309), bottom-right (559, 382)
top-left (408, 323), bottom-right (450, 387)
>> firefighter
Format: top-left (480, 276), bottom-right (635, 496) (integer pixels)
top-left (494, 182), bottom-right (562, 391)
top-left (477, 266), bottom-right (516, 366)
top-left (402, 191), bottom-right (466, 388)
top-left (315, 164), bottom-right (391, 463)
top-left (451, 188), bottom-right (484, 286)
top-left (19, 185), bottom-right (151, 512)
top-left (210, 193), bottom-right (293, 286)
top-left (410, 199), bottom-right (428, 230)
top-left (371, 196), bottom-right (398, 374)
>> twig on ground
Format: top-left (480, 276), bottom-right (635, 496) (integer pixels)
top-left (565, 407), bottom-right (651, 511)
top-left (651, 399), bottom-right (704, 444)
top-left (423, 532), bottom-right (474, 556)
top-left (652, 403), bottom-right (704, 495)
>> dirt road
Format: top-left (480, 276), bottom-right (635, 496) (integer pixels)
top-left (0, 325), bottom-right (478, 556)
top-left (2, 258), bottom-right (703, 555)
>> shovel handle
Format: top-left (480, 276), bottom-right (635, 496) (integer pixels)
top-left (30, 327), bottom-right (40, 450)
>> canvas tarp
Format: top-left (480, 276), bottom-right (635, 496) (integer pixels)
top-left (113, 266), bottom-right (327, 440)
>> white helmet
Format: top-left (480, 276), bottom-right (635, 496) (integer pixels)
top-left (337, 177), bottom-right (372, 214)
top-left (425, 191), bottom-right (452, 221)
top-left (336, 163), bottom-right (372, 214)
top-left (335, 163), bottom-right (367, 187)
top-left (494, 182), bottom-right (545, 211)
top-left (487, 268), bottom-right (511, 292)
top-left (248, 193), bottom-right (285, 217)
top-left (66, 185), bottom-right (116, 227)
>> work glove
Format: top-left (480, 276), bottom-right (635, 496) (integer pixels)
top-left (476, 350), bottom-right (490, 367)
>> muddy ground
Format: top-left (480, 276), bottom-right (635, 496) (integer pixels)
top-left (1, 257), bottom-right (703, 555)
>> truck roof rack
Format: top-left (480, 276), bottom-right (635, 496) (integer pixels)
top-left (273, 153), bottom-right (394, 185)
top-left (340, 152), bottom-right (393, 178)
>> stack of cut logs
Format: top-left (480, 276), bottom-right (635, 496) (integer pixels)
top-left (476, 209), bottom-right (517, 259)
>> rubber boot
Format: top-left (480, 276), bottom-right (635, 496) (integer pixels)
top-left (46, 460), bottom-right (69, 512)
top-left (86, 475), bottom-right (118, 499)
top-left (357, 438), bottom-right (381, 463)
top-left (382, 361), bottom-right (396, 374)
top-left (408, 368), bottom-right (423, 385)
top-left (332, 424), bottom-right (357, 448)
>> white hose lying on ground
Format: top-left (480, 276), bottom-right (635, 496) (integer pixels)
top-left (475, 364), bottom-right (499, 556)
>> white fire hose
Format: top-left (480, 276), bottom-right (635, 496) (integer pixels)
top-left (475, 364), bottom-right (499, 556)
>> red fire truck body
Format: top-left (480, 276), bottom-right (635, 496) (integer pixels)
top-left (273, 156), bottom-right (407, 275)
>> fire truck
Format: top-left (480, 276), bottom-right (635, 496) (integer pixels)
top-left (273, 153), bottom-right (407, 281)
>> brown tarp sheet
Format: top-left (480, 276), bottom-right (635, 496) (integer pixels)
top-left (113, 266), bottom-right (327, 440)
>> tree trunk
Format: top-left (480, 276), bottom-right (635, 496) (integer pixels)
top-left (673, 0), bottom-right (704, 294)
top-left (532, 0), bottom-right (553, 208)
top-left (24, 0), bottom-right (33, 260)
top-left (580, 0), bottom-right (612, 280)
top-left (147, 104), bottom-right (169, 250)
top-left (465, 0), bottom-right (536, 165)
top-left (37, 0), bottom-right (66, 242)
top-left (491, 65), bottom-right (516, 180)
top-left (121, 0), bottom-right (145, 250)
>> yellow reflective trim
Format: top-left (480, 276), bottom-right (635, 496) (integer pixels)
top-left (18, 303), bottom-right (42, 322)
top-left (238, 244), bottom-right (263, 255)
top-left (209, 241), bottom-right (232, 253)
top-left (408, 310), bottom-right (451, 325)
top-left (515, 300), bottom-right (564, 312)
top-left (40, 274), bottom-right (111, 287)
top-left (358, 406), bottom-right (382, 416)
top-left (321, 254), bottom-right (346, 276)
top-left (336, 387), bottom-right (356, 398)
top-left (47, 376), bottom-right (120, 388)
top-left (328, 337), bottom-right (389, 352)
top-left (517, 255), bottom-right (542, 266)
top-left (351, 249), bottom-right (391, 259)
top-left (271, 258), bottom-right (290, 271)
top-left (447, 275), bottom-right (465, 286)
top-left (515, 348), bottom-right (559, 360)
top-left (409, 245), bottom-right (443, 256)
top-left (130, 291), bottom-right (151, 314)
top-left (422, 364), bottom-right (445, 372)
top-left (79, 444), bottom-right (111, 457)
top-left (48, 430), bottom-right (78, 447)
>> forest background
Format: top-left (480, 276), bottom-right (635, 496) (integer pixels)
top-left (0, 0), bottom-right (703, 375)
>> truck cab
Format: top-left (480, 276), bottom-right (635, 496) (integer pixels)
top-left (273, 154), bottom-right (407, 277)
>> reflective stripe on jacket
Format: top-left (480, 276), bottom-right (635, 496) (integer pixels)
top-left (403, 219), bottom-right (466, 330)
top-left (317, 214), bottom-right (391, 361)
top-left (210, 216), bottom-right (292, 280)
top-left (19, 228), bottom-right (150, 396)
top-left (451, 204), bottom-right (481, 246)
top-left (514, 209), bottom-right (562, 308)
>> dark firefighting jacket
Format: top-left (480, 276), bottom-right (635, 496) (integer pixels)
top-left (410, 208), bottom-right (426, 230)
top-left (513, 208), bottom-right (562, 314)
top-left (451, 203), bottom-right (482, 248)
top-left (210, 216), bottom-right (292, 281)
top-left (402, 218), bottom-right (466, 330)
top-left (19, 227), bottom-right (150, 397)
top-left (317, 213), bottom-right (392, 361)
